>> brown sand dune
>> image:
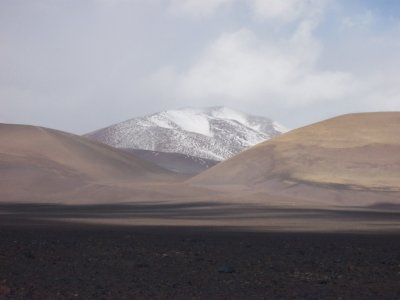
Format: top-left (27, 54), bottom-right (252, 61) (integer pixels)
top-left (0, 124), bottom-right (182, 203)
top-left (2, 113), bottom-right (400, 209)
top-left (190, 112), bottom-right (400, 206)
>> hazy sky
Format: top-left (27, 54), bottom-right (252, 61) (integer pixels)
top-left (1, 0), bottom-right (400, 133)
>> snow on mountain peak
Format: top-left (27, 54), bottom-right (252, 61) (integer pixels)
top-left (209, 106), bottom-right (248, 124)
top-left (162, 109), bottom-right (213, 137)
top-left (85, 107), bottom-right (286, 161)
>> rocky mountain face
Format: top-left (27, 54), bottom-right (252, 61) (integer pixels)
top-left (85, 107), bottom-right (287, 161)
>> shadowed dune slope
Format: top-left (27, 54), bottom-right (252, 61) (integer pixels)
top-left (190, 113), bottom-right (400, 193)
top-left (122, 149), bottom-right (219, 175)
top-left (0, 124), bottom-right (180, 201)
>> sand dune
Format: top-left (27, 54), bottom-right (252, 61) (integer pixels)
top-left (2, 113), bottom-right (400, 208)
top-left (0, 124), bottom-right (181, 203)
top-left (190, 113), bottom-right (400, 206)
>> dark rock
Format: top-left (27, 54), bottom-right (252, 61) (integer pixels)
top-left (318, 279), bottom-right (329, 285)
top-left (0, 282), bottom-right (11, 297)
top-left (24, 252), bottom-right (35, 259)
top-left (218, 265), bottom-right (235, 273)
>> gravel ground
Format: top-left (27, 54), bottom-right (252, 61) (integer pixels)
top-left (1, 220), bottom-right (400, 300)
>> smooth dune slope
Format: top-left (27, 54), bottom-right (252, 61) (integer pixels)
top-left (0, 124), bottom-right (179, 202)
top-left (190, 113), bottom-right (400, 195)
top-left (122, 149), bottom-right (219, 175)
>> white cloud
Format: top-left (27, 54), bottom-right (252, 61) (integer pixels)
top-left (149, 24), bottom-right (354, 108)
top-left (93, 0), bottom-right (130, 7)
top-left (250, 0), bottom-right (330, 22)
top-left (168, 0), bottom-right (234, 18)
top-left (341, 10), bottom-right (376, 29)
top-left (147, 1), bottom-right (400, 121)
top-left (168, 0), bottom-right (330, 21)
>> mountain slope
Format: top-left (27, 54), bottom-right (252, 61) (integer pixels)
top-left (189, 113), bottom-right (400, 204)
top-left (122, 149), bottom-right (219, 175)
top-left (0, 124), bottom-right (179, 202)
top-left (85, 107), bottom-right (286, 161)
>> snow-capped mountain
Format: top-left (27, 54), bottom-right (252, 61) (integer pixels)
top-left (85, 107), bottom-right (287, 161)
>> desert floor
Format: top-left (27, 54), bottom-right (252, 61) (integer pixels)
top-left (0, 203), bottom-right (400, 299)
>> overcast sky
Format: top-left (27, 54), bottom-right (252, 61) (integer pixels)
top-left (1, 0), bottom-right (400, 133)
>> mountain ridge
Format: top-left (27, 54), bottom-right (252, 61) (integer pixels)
top-left (85, 106), bottom-right (286, 161)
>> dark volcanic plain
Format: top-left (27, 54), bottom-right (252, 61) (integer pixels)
top-left (1, 203), bottom-right (400, 300)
